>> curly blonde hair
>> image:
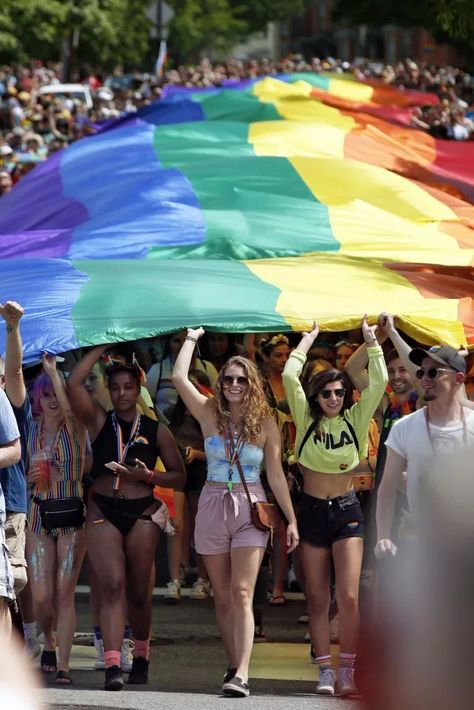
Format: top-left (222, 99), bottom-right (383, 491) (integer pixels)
top-left (212, 356), bottom-right (272, 442)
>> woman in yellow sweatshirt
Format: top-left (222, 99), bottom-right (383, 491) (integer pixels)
top-left (282, 316), bottom-right (387, 697)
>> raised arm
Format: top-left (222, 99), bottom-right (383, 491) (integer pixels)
top-left (282, 323), bottom-right (319, 433)
top-left (349, 316), bottom-right (388, 435)
top-left (242, 333), bottom-right (257, 362)
top-left (171, 328), bottom-right (212, 424)
top-left (42, 353), bottom-right (75, 420)
top-left (0, 301), bottom-right (26, 408)
top-left (66, 345), bottom-right (108, 432)
top-left (383, 314), bottom-right (424, 399)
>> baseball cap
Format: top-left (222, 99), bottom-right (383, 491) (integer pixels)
top-left (409, 345), bottom-right (466, 373)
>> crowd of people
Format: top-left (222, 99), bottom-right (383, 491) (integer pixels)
top-left (1, 55), bottom-right (473, 196)
top-left (1, 298), bottom-right (474, 699)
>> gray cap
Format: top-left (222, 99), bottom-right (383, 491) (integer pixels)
top-left (409, 345), bottom-right (466, 374)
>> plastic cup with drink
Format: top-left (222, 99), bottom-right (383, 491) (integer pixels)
top-left (32, 449), bottom-right (51, 493)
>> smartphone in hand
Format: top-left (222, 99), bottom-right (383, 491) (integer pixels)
top-left (105, 461), bottom-right (129, 474)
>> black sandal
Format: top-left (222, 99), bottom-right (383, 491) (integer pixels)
top-left (40, 649), bottom-right (57, 674)
top-left (55, 669), bottom-right (72, 685)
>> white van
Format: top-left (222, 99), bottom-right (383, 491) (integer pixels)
top-left (38, 83), bottom-right (93, 109)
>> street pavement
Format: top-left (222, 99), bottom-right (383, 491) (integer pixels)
top-left (40, 589), bottom-right (362, 710)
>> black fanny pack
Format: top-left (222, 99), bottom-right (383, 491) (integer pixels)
top-left (34, 496), bottom-right (85, 532)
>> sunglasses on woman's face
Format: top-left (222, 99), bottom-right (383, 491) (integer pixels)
top-left (415, 367), bottom-right (455, 380)
top-left (222, 375), bottom-right (249, 387)
top-left (320, 388), bottom-right (346, 399)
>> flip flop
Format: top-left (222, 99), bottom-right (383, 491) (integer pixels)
top-left (268, 594), bottom-right (286, 606)
top-left (40, 649), bottom-right (57, 674)
top-left (55, 670), bottom-right (72, 685)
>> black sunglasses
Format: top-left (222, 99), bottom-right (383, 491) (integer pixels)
top-left (416, 367), bottom-right (455, 380)
top-left (320, 388), bottom-right (346, 399)
top-left (222, 375), bottom-right (249, 387)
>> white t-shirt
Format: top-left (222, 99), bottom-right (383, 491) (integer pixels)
top-left (385, 406), bottom-right (474, 521)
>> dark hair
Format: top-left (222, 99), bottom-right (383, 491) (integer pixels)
top-left (108, 342), bottom-right (136, 363)
top-left (386, 349), bottom-right (402, 366)
top-left (259, 333), bottom-right (289, 356)
top-left (107, 363), bottom-right (141, 390)
top-left (306, 368), bottom-right (352, 430)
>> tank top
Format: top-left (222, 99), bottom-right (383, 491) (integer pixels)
top-left (90, 411), bottom-right (159, 480)
top-left (204, 434), bottom-right (263, 484)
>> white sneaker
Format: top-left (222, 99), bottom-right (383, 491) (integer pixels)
top-left (121, 637), bottom-right (134, 672)
top-left (338, 666), bottom-right (358, 696)
top-left (189, 578), bottom-right (211, 599)
top-left (164, 579), bottom-right (181, 604)
top-left (25, 636), bottom-right (42, 659)
top-left (316, 668), bottom-right (336, 695)
top-left (93, 637), bottom-right (105, 670)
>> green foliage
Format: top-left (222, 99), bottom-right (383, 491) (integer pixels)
top-left (0, 0), bottom-right (153, 67)
top-left (166, 0), bottom-right (247, 63)
top-left (167, 0), bottom-right (311, 63)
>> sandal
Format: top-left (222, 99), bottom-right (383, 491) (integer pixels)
top-left (268, 594), bottom-right (286, 606)
top-left (55, 670), bottom-right (72, 685)
top-left (40, 649), bottom-right (57, 674)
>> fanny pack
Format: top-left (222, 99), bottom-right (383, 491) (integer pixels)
top-left (34, 496), bottom-right (85, 533)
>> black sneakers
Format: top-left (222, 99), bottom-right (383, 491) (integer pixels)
top-left (222, 666), bottom-right (237, 685)
top-left (127, 656), bottom-right (149, 684)
top-left (104, 665), bottom-right (124, 691)
top-left (222, 675), bottom-right (250, 697)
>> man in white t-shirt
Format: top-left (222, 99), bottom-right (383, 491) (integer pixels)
top-left (375, 344), bottom-right (474, 553)
top-left (372, 345), bottom-right (474, 709)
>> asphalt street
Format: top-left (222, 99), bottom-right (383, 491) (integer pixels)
top-left (39, 589), bottom-right (362, 710)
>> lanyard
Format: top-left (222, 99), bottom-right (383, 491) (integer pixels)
top-left (111, 412), bottom-right (141, 493)
top-left (223, 428), bottom-right (245, 493)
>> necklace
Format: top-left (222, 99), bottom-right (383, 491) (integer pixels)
top-left (229, 417), bottom-right (243, 436)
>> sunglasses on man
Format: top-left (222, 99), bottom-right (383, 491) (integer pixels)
top-left (415, 366), bottom-right (455, 380)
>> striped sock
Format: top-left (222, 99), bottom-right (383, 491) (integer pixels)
top-left (94, 626), bottom-right (102, 641)
top-left (315, 654), bottom-right (332, 674)
top-left (339, 652), bottom-right (356, 670)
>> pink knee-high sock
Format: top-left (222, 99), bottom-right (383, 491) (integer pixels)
top-left (133, 638), bottom-right (150, 660)
top-left (104, 650), bottom-right (121, 669)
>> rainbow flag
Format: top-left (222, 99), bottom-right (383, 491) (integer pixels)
top-left (0, 74), bottom-right (473, 361)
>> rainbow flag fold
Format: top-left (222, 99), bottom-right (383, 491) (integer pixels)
top-left (0, 74), bottom-right (473, 359)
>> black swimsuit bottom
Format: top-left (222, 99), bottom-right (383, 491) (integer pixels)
top-left (92, 492), bottom-right (156, 537)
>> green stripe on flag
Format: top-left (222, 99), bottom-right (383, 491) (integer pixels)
top-left (151, 123), bottom-right (337, 260)
top-left (71, 259), bottom-right (287, 343)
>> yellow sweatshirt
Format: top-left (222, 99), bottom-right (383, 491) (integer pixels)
top-left (282, 346), bottom-right (387, 474)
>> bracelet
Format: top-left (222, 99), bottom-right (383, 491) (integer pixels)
top-left (185, 335), bottom-right (197, 343)
top-left (6, 325), bottom-right (12, 334)
top-left (144, 470), bottom-right (154, 485)
top-left (366, 338), bottom-right (377, 346)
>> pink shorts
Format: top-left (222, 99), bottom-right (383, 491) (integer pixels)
top-left (194, 482), bottom-right (269, 555)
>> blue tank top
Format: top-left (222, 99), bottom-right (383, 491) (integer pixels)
top-left (204, 435), bottom-right (264, 484)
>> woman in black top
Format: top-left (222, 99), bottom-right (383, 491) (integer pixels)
top-left (67, 345), bottom-right (185, 691)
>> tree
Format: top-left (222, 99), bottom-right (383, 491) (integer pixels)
top-left (166, 0), bottom-right (311, 63)
top-left (0, 0), bottom-right (153, 69)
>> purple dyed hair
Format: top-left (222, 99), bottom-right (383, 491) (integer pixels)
top-left (32, 373), bottom-right (54, 416)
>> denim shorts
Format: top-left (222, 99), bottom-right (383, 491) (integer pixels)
top-left (297, 490), bottom-right (365, 548)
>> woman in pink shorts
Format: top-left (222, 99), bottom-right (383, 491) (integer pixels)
top-left (173, 327), bottom-right (299, 698)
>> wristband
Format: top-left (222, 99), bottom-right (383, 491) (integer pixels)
top-left (366, 338), bottom-right (377, 346)
top-left (144, 470), bottom-right (154, 485)
top-left (185, 335), bottom-right (197, 343)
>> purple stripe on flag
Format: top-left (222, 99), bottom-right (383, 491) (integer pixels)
top-left (0, 150), bottom-right (89, 233)
top-left (0, 230), bottom-right (73, 258)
